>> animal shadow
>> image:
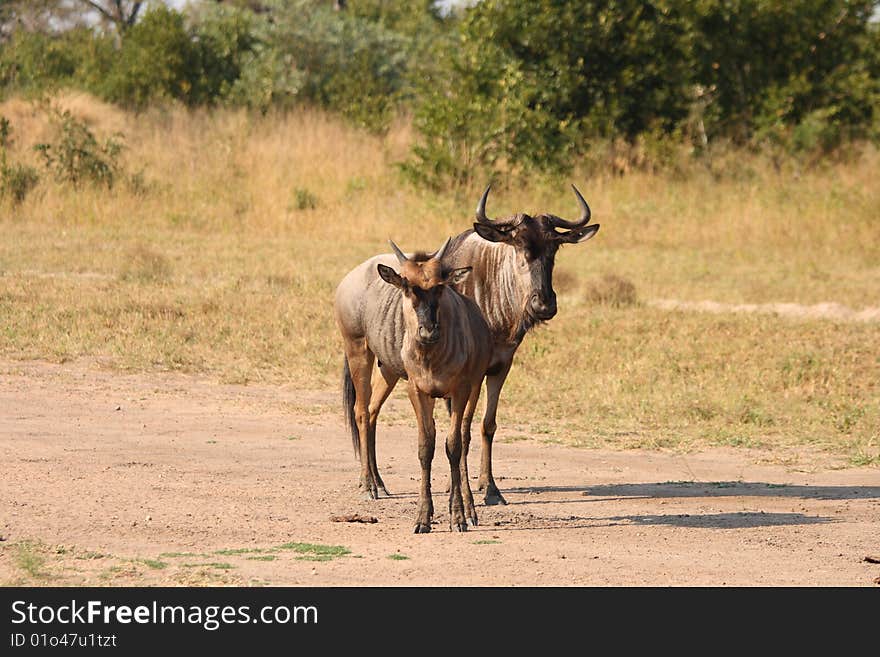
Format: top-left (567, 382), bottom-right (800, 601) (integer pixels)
top-left (599, 511), bottom-right (833, 529)
top-left (582, 481), bottom-right (880, 502)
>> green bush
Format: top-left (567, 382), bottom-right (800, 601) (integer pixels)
top-left (267, 0), bottom-right (412, 133)
top-left (195, 4), bottom-right (303, 112)
top-left (0, 27), bottom-right (115, 94)
top-left (34, 108), bottom-right (124, 189)
top-left (399, 39), bottom-right (520, 189)
top-left (292, 187), bottom-right (318, 210)
top-left (99, 6), bottom-right (202, 108)
top-left (0, 31), bottom-right (78, 91)
top-left (0, 116), bottom-right (39, 204)
top-left (1, 160), bottom-right (40, 203)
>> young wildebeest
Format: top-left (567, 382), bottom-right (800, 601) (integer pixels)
top-left (337, 238), bottom-right (491, 532)
top-left (337, 185), bottom-right (599, 505)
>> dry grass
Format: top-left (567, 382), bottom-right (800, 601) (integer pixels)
top-left (585, 273), bottom-right (638, 307)
top-left (0, 93), bottom-right (878, 464)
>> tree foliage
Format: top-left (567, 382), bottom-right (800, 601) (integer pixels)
top-left (404, 0), bottom-right (696, 187)
top-left (0, 0), bottom-right (877, 187)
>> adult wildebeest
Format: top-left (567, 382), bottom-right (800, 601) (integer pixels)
top-left (335, 185), bottom-right (599, 505)
top-left (372, 239), bottom-right (492, 532)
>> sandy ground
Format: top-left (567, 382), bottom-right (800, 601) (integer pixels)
top-left (1, 360), bottom-right (878, 587)
top-left (648, 298), bottom-right (880, 323)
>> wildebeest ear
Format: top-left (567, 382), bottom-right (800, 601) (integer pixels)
top-left (377, 264), bottom-right (405, 288)
top-left (473, 223), bottom-right (514, 244)
top-left (445, 267), bottom-right (472, 285)
top-left (557, 223), bottom-right (599, 244)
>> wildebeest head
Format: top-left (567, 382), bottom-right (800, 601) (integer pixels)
top-left (472, 185), bottom-right (600, 322)
top-left (377, 238), bottom-right (472, 345)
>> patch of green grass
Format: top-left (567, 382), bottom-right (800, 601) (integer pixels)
top-left (849, 452), bottom-right (880, 467)
top-left (182, 562), bottom-right (236, 570)
top-left (246, 555), bottom-right (277, 561)
top-left (137, 558), bottom-right (168, 570)
top-left (278, 542), bottom-right (351, 560)
top-left (387, 554), bottom-right (409, 560)
top-left (159, 551), bottom-right (210, 559)
top-left (285, 435), bottom-right (300, 441)
top-left (473, 540), bottom-right (502, 545)
top-left (15, 541), bottom-right (48, 579)
top-left (765, 483), bottom-right (790, 489)
top-left (292, 187), bottom-right (318, 211)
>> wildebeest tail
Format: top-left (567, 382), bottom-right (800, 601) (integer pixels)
top-left (342, 355), bottom-right (359, 459)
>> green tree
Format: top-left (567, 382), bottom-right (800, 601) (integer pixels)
top-left (263, 0), bottom-right (413, 132)
top-left (686, 0), bottom-right (880, 146)
top-left (405, 0), bottom-right (694, 188)
top-left (99, 5), bottom-right (201, 107)
top-left (193, 2), bottom-right (303, 112)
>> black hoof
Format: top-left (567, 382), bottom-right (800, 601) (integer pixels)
top-left (484, 490), bottom-right (508, 506)
top-left (467, 513), bottom-right (479, 527)
top-left (414, 524), bottom-right (432, 534)
top-left (451, 522), bottom-right (467, 533)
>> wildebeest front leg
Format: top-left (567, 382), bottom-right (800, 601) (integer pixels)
top-left (447, 391), bottom-right (470, 532)
top-left (366, 364), bottom-right (398, 496)
top-left (408, 385), bottom-right (436, 533)
top-left (459, 382), bottom-right (481, 525)
top-left (479, 361), bottom-right (512, 506)
top-left (345, 341), bottom-right (378, 500)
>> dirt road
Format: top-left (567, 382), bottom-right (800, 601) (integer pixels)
top-left (1, 360), bottom-right (878, 586)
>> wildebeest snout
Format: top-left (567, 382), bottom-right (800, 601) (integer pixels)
top-left (417, 325), bottom-right (440, 344)
top-left (529, 293), bottom-right (557, 320)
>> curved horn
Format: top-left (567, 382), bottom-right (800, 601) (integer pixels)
top-left (432, 236), bottom-right (452, 262)
top-left (475, 184), bottom-right (524, 228)
top-left (548, 184), bottom-right (592, 229)
top-left (475, 184), bottom-right (493, 224)
top-left (388, 239), bottom-right (408, 265)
